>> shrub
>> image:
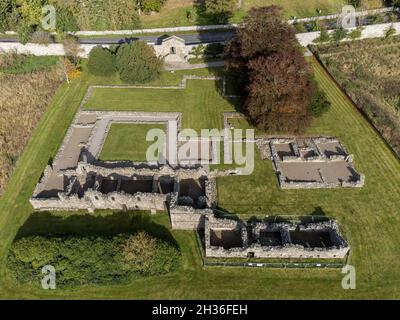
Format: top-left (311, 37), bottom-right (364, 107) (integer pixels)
top-left (309, 86), bottom-right (331, 117)
top-left (116, 41), bottom-right (163, 83)
top-left (7, 233), bottom-right (180, 288)
top-left (56, 7), bottom-right (79, 32)
top-left (331, 27), bottom-right (348, 42)
top-left (348, 27), bottom-right (363, 40)
top-left (384, 25), bottom-right (397, 39)
top-left (123, 231), bottom-right (157, 272)
top-left (88, 46), bottom-right (116, 76)
top-left (314, 29), bottom-right (330, 43)
top-left (293, 22), bottom-right (307, 33)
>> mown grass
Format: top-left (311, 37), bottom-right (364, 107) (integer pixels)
top-left (0, 59), bottom-right (400, 298)
top-left (84, 79), bottom-right (242, 132)
top-left (99, 123), bottom-right (166, 162)
top-left (139, 0), bottom-right (348, 28)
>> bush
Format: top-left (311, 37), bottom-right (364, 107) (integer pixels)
top-left (88, 46), bottom-right (116, 76)
top-left (293, 22), bottom-right (307, 33)
top-left (314, 29), bottom-right (330, 43)
top-left (7, 233), bottom-right (180, 288)
top-left (116, 41), bottom-right (163, 83)
top-left (309, 86), bottom-right (331, 117)
top-left (331, 27), bottom-right (348, 42)
top-left (348, 27), bottom-right (363, 40)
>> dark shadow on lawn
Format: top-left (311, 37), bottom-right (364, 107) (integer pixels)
top-left (194, 0), bottom-right (235, 25)
top-left (16, 211), bottom-right (178, 247)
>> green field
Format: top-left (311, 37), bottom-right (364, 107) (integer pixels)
top-left (84, 80), bottom-right (242, 131)
top-left (139, 0), bottom-right (347, 28)
top-left (1, 58), bottom-right (400, 299)
top-left (99, 123), bottom-right (166, 162)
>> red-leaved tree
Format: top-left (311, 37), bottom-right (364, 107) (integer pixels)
top-left (225, 5), bottom-right (315, 133)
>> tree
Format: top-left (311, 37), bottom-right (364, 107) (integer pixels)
top-left (225, 6), bottom-right (298, 72)
top-left (225, 6), bottom-right (315, 133)
top-left (204, 0), bottom-right (237, 23)
top-left (88, 46), bottom-right (116, 76)
top-left (245, 50), bottom-right (314, 133)
top-left (116, 41), bottom-right (163, 83)
top-left (62, 35), bottom-right (83, 66)
top-left (122, 232), bottom-right (157, 272)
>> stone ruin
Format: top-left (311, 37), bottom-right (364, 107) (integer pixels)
top-left (266, 137), bottom-right (365, 189)
top-left (30, 108), bottom-right (361, 261)
top-left (30, 110), bottom-right (218, 223)
top-left (205, 215), bottom-right (350, 259)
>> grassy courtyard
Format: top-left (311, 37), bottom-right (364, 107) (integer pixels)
top-left (0, 58), bottom-right (400, 298)
top-left (84, 79), bottom-right (242, 131)
top-left (99, 123), bottom-right (166, 162)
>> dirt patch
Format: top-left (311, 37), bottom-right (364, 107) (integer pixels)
top-left (120, 178), bottom-right (153, 195)
top-left (179, 178), bottom-right (205, 200)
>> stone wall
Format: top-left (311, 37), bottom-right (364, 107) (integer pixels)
top-left (205, 215), bottom-right (350, 259)
top-left (268, 137), bottom-right (365, 189)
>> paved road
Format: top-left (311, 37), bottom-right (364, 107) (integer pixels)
top-left (0, 31), bottom-right (235, 45)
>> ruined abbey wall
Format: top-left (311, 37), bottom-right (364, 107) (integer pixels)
top-left (205, 215), bottom-right (350, 259)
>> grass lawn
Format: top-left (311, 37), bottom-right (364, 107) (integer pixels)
top-left (139, 0), bottom-right (348, 28)
top-left (0, 59), bottom-right (400, 298)
top-left (84, 79), bottom-right (242, 132)
top-left (99, 123), bottom-right (166, 162)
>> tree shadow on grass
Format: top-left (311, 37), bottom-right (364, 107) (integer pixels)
top-left (15, 211), bottom-right (178, 247)
top-left (194, 0), bottom-right (235, 25)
